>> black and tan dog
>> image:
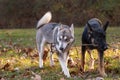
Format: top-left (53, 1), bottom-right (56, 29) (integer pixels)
top-left (81, 18), bottom-right (109, 77)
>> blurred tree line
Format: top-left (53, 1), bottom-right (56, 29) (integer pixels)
top-left (0, 0), bottom-right (120, 28)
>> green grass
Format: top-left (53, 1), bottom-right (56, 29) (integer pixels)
top-left (0, 29), bottom-right (36, 48)
top-left (0, 27), bottom-right (120, 47)
top-left (0, 27), bottom-right (120, 80)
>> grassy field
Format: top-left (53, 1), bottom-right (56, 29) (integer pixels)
top-left (0, 27), bottom-right (120, 80)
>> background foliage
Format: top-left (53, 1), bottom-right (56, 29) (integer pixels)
top-left (0, 0), bottom-right (120, 28)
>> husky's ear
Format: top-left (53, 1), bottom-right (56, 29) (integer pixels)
top-left (103, 21), bottom-right (109, 31)
top-left (70, 24), bottom-right (74, 37)
top-left (58, 23), bottom-right (63, 31)
top-left (87, 22), bottom-right (93, 32)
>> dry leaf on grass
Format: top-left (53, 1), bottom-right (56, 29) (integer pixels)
top-left (32, 75), bottom-right (41, 80)
top-left (0, 78), bottom-right (6, 80)
top-left (43, 48), bottom-right (49, 61)
top-left (96, 77), bottom-right (104, 80)
top-left (2, 63), bottom-right (10, 70)
top-left (60, 77), bottom-right (65, 80)
top-left (31, 72), bottom-right (41, 80)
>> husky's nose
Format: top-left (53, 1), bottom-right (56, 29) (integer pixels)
top-left (60, 47), bottom-right (64, 51)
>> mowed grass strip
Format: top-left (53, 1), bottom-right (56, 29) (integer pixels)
top-left (0, 27), bottom-right (120, 47)
top-left (0, 27), bottom-right (120, 80)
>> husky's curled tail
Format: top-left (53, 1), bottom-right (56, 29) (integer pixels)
top-left (36, 11), bottom-right (52, 29)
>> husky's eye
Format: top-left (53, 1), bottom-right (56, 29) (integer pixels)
top-left (65, 38), bottom-right (68, 42)
top-left (64, 36), bottom-right (68, 42)
top-left (64, 36), bottom-right (67, 40)
top-left (59, 36), bottom-right (63, 41)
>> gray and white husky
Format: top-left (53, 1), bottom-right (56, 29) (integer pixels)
top-left (36, 11), bottom-right (74, 77)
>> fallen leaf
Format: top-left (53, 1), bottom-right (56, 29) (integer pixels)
top-left (43, 48), bottom-right (49, 61)
top-left (14, 67), bottom-right (20, 71)
top-left (96, 77), bottom-right (104, 80)
top-left (2, 63), bottom-right (10, 70)
top-left (0, 78), bottom-right (6, 80)
top-left (60, 77), bottom-right (65, 80)
top-left (32, 74), bottom-right (41, 80)
top-left (68, 58), bottom-right (76, 67)
top-left (31, 72), bottom-right (41, 80)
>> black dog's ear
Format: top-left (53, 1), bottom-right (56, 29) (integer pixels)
top-left (103, 21), bottom-right (109, 31)
top-left (87, 22), bottom-right (93, 32)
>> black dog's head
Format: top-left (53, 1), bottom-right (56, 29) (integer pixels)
top-left (87, 19), bottom-right (109, 51)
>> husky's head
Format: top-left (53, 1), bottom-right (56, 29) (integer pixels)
top-left (56, 24), bottom-right (74, 53)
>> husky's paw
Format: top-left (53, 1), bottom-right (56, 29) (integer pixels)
top-left (39, 65), bottom-right (44, 69)
top-left (64, 70), bottom-right (71, 78)
top-left (39, 67), bottom-right (44, 69)
top-left (61, 70), bottom-right (71, 78)
top-left (66, 74), bottom-right (71, 78)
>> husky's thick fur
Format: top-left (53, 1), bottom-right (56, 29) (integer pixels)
top-left (36, 12), bottom-right (74, 77)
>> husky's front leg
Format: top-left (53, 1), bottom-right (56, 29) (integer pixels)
top-left (58, 53), bottom-right (70, 78)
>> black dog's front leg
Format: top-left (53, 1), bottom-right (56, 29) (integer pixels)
top-left (98, 51), bottom-right (107, 77)
top-left (81, 46), bottom-right (86, 72)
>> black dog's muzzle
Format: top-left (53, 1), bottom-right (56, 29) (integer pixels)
top-left (98, 43), bottom-right (108, 51)
top-left (103, 44), bottom-right (108, 51)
